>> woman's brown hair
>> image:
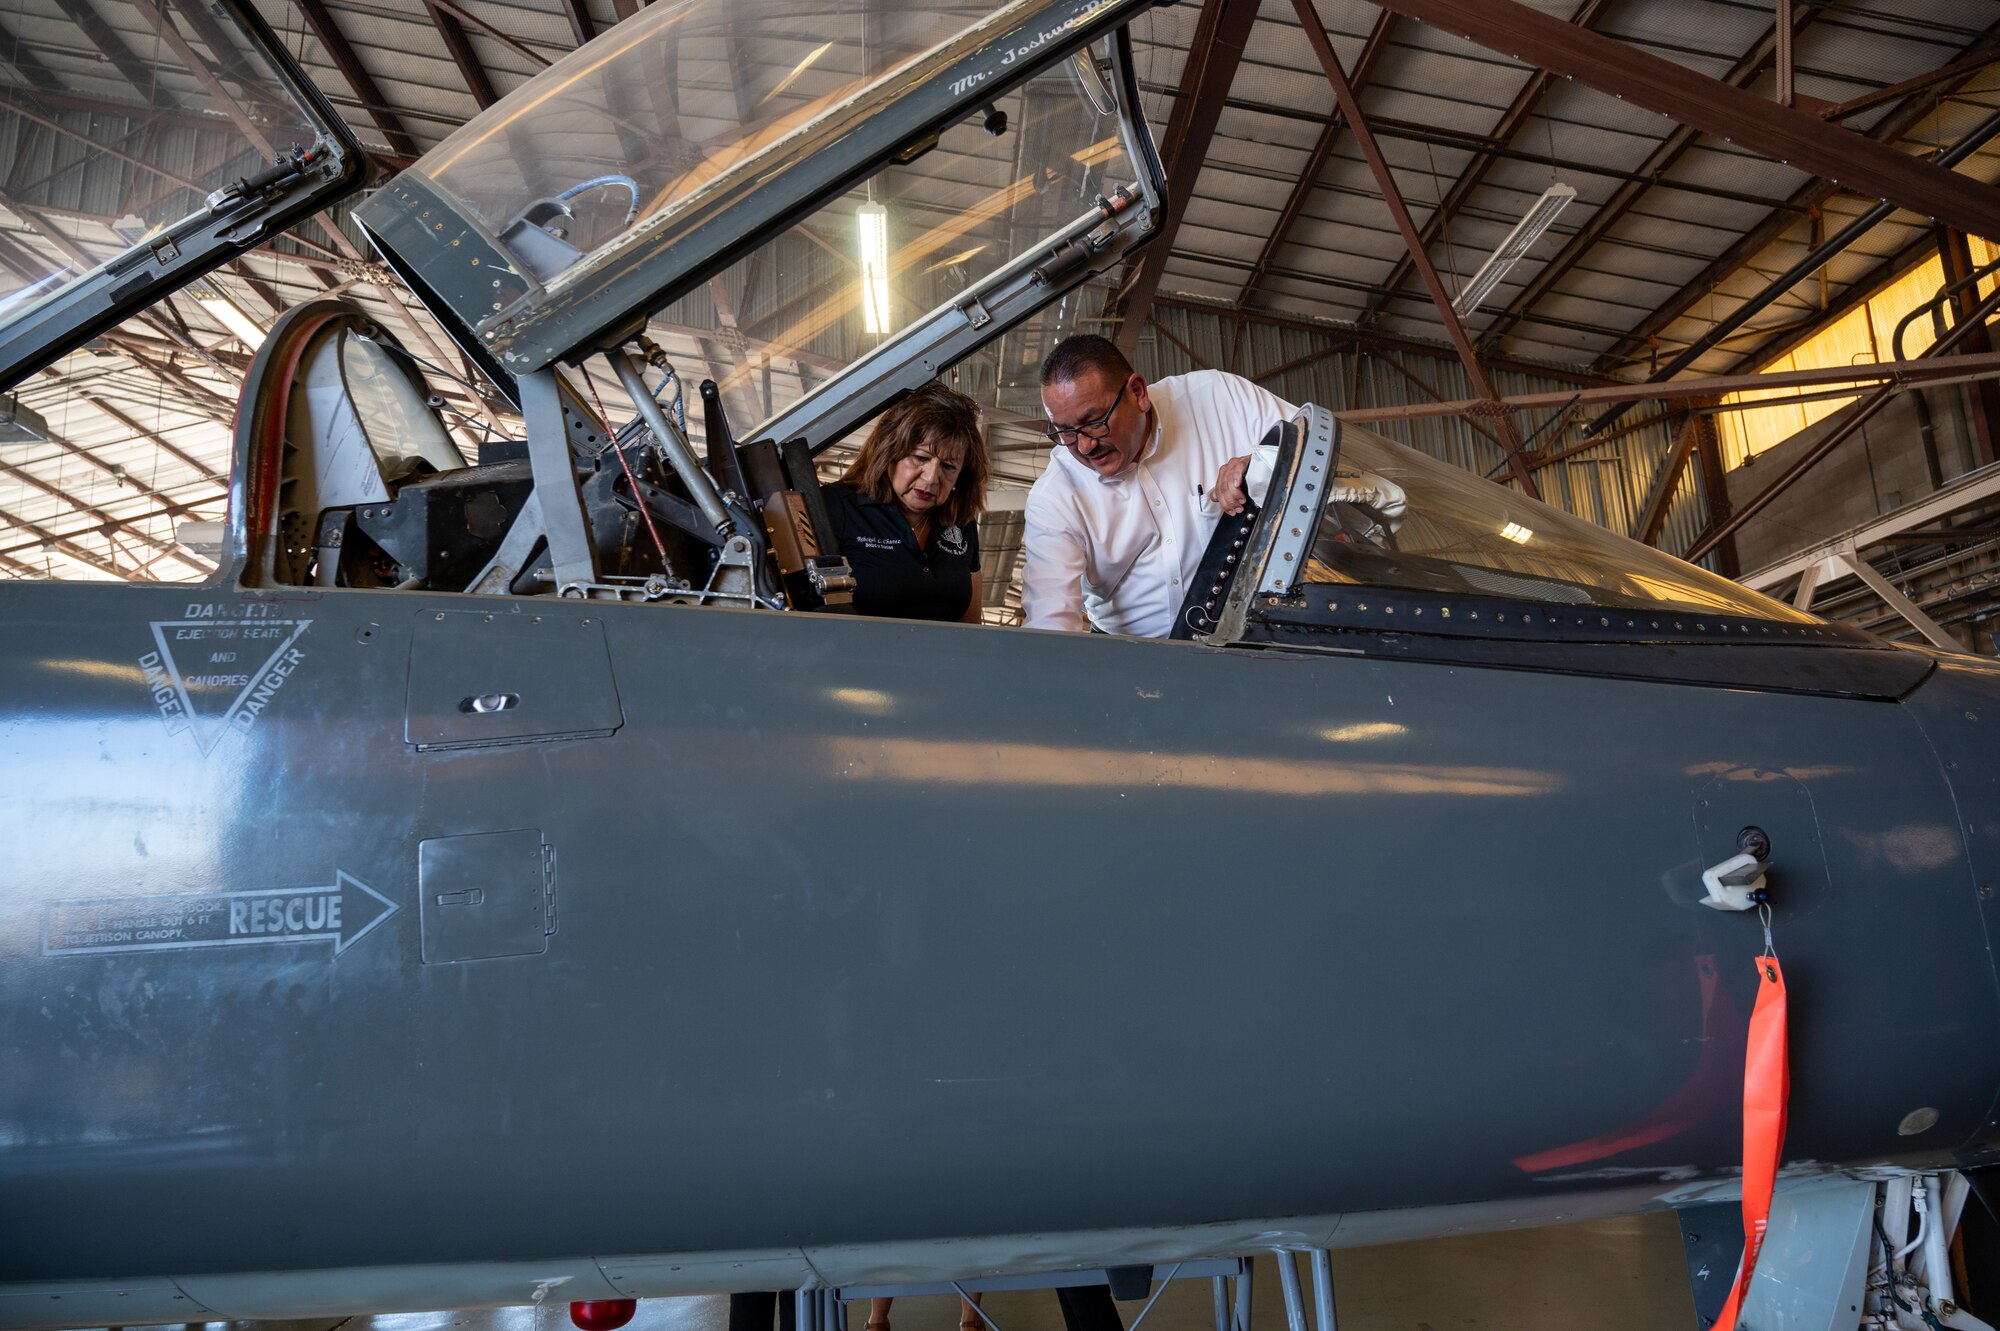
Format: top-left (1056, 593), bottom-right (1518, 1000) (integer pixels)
top-left (840, 380), bottom-right (989, 529)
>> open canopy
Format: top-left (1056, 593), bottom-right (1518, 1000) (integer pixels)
top-left (355, 0), bottom-right (1161, 384)
top-left (0, 0), bottom-right (362, 392)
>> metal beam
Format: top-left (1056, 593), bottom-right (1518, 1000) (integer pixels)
top-left (1473, 9), bottom-right (1816, 355)
top-left (1633, 409), bottom-right (1701, 546)
top-left (701, 275), bottom-right (765, 430)
top-left (1109, 0), bottom-right (1261, 353)
top-left (1481, 407), bottom-right (1635, 478)
top-left (1941, 227), bottom-right (2000, 466)
top-left (0, 450), bottom-right (193, 561)
top-left (1742, 459), bottom-right (2000, 590)
top-left (562, 0), bottom-right (599, 46)
top-left (0, 503), bottom-right (150, 580)
top-left (0, 545), bottom-right (46, 577)
top-left (1586, 103), bottom-right (2000, 434)
top-left (1723, 228), bottom-right (1935, 375)
top-left (1336, 348), bottom-right (2000, 423)
top-left (1362, 0), bottom-right (1613, 327)
top-left (0, 93), bottom-right (204, 192)
top-left (293, 0), bottom-right (423, 160)
top-left (1791, 555), bottom-right (1824, 609)
top-left (1252, 342), bottom-right (1349, 386)
top-left (1370, 351), bottom-right (1509, 454)
top-left (221, 259), bottom-right (285, 321)
top-left (1823, 46), bottom-right (1999, 125)
top-left (51, 0), bottom-right (183, 112)
top-left (1237, 11), bottom-right (1396, 308)
top-left (425, 0), bottom-right (553, 71)
top-left (1773, 0), bottom-right (1793, 108)
top-left (14, 393), bottom-right (201, 506)
top-left (170, 0), bottom-right (299, 129)
top-left (128, 0), bottom-right (275, 158)
top-left (425, 2), bottom-right (500, 109)
top-left (83, 394), bottom-right (224, 484)
top-left (1367, 0), bottom-right (2000, 241)
top-left (1594, 23), bottom-right (2000, 373)
top-left (1148, 317), bottom-right (1215, 371)
top-left (0, 16), bottom-right (63, 93)
top-left (1691, 404), bottom-right (1736, 574)
top-left (0, 512), bottom-right (210, 575)
top-left (1834, 548), bottom-right (1959, 649)
top-left (1684, 282), bottom-right (2000, 562)
top-left (1157, 86), bottom-right (1819, 212)
top-left (104, 341), bottom-right (240, 426)
top-left (1148, 295), bottom-right (1618, 386)
top-left (1290, 0), bottom-right (1538, 496)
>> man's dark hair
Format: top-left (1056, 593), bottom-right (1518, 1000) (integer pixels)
top-left (1041, 334), bottom-right (1133, 387)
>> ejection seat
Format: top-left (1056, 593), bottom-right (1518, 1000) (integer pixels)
top-left (233, 300), bottom-right (521, 590)
top-left (233, 301), bottom-right (849, 609)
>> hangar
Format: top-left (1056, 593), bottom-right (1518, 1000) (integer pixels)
top-left (2, 2), bottom-right (1998, 1331)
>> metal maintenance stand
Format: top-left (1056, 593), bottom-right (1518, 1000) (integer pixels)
top-left (1269, 1249), bottom-right (1338, 1331)
top-left (789, 1250), bottom-right (1339, 1331)
top-left (792, 1259), bottom-right (1249, 1331)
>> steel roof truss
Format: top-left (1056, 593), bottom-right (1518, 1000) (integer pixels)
top-left (50, 0), bottom-right (183, 113)
top-left (1290, 0), bottom-right (1538, 495)
top-left (1237, 10), bottom-right (1396, 309)
top-left (1367, 0), bottom-right (2000, 241)
top-left (1474, 6), bottom-right (1818, 355)
top-left (1685, 282), bottom-right (2000, 562)
top-left (293, 0), bottom-right (421, 160)
top-left (561, 0), bottom-right (597, 47)
top-left (0, 450), bottom-right (196, 563)
top-left (1362, 0), bottom-right (1615, 327)
top-left (0, 499), bottom-right (153, 580)
top-left (1593, 20), bottom-right (2000, 373)
top-left (1110, 0), bottom-right (1259, 352)
top-left (424, 1), bottom-right (500, 110)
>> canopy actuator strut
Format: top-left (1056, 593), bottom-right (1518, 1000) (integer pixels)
top-left (613, 350), bottom-right (734, 539)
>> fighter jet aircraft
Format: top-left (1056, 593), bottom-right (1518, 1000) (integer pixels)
top-left (2, 3), bottom-right (1997, 1331)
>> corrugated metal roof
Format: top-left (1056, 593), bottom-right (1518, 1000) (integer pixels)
top-left (1149, 0), bottom-right (1999, 380)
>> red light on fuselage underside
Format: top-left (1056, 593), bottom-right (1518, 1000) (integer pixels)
top-left (571, 1300), bottom-right (638, 1330)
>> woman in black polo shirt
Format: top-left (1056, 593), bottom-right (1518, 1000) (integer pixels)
top-left (823, 381), bottom-right (989, 622)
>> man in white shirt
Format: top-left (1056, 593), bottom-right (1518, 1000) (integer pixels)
top-left (1021, 335), bottom-right (1296, 637)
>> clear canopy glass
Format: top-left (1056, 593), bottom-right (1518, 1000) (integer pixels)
top-left (554, 47), bottom-right (1133, 455)
top-left (0, 0), bottom-right (320, 340)
top-left (1306, 427), bottom-right (1822, 624)
top-left (400, 0), bottom-right (1107, 303)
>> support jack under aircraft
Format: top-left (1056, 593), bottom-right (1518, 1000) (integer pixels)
top-left (2, 3), bottom-right (1999, 1331)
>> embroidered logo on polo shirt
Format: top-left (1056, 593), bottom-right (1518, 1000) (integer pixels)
top-left (937, 525), bottom-right (967, 555)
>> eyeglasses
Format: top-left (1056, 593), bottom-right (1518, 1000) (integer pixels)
top-left (1043, 380), bottom-right (1127, 445)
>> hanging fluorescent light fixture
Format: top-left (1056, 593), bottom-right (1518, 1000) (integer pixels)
top-left (1451, 182), bottom-right (1576, 317)
top-left (857, 202), bottom-right (892, 336)
top-left (191, 280), bottom-right (265, 349)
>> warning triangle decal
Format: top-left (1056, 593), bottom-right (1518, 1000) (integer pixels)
top-left (147, 618), bottom-right (312, 755)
